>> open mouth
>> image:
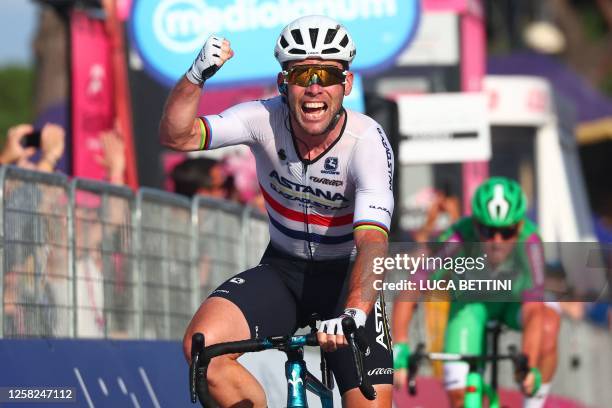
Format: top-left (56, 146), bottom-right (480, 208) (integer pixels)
top-left (301, 101), bottom-right (328, 118)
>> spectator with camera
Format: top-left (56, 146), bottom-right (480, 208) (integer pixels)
top-left (0, 123), bottom-right (64, 172)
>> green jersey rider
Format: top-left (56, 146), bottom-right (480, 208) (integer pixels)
top-left (392, 177), bottom-right (561, 408)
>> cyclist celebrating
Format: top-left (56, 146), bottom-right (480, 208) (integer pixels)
top-left (392, 177), bottom-right (561, 408)
top-left (160, 16), bottom-right (394, 407)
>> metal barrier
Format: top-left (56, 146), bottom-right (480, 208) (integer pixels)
top-left (71, 178), bottom-right (136, 339)
top-left (0, 167), bottom-right (270, 340)
top-left (193, 196), bottom-right (245, 306)
top-left (137, 188), bottom-right (194, 340)
top-left (243, 207), bottom-right (270, 269)
top-left (0, 166), bottom-right (71, 338)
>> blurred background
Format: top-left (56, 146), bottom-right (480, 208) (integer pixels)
top-left (0, 0), bottom-right (611, 407)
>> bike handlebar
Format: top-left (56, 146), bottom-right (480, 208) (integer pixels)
top-left (190, 317), bottom-right (375, 406)
top-left (407, 342), bottom-right (531, 396)
top-left (203, 338), bottom-right (269, 357)
top-left (190, 334), bottom-right (314, 407)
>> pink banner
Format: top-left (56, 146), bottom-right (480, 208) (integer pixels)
top-left (71, 10), bottom-right (115, 180)
top-left (460, 0), bottom-right (488, 213)
top-left (116, 0), bottom-right (132, 21)
top-left (461, 8), bottom-right (485, 92)
top-left (422, 0), bottom-right (468, 12)
top-left (462, 161), bottom-right (489, 214)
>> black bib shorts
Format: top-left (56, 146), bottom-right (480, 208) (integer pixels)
top-left (208, 245), bottom-right (393, 395)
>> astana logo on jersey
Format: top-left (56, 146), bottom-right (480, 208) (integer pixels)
top-left (488, 184), bottom-right (510, 221)
top-left (268, 170), bottom-right (349, 210)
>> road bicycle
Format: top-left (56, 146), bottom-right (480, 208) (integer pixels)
top-left (407, 321), bottom-right (531, 408)
top-left (189, 316), bottom-right (376, 407)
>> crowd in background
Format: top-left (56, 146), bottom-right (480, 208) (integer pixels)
top-left (0, 122), bottom-right (128, 337)
top-left (169, 152), bottom-right (265, 213)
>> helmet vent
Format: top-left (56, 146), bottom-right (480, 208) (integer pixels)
top-left (288, 48), bottom-right (306, 55)
top-left (279, 36), bottom-right (289, 48)
top-left (290, 29), bottom-right (304, 45)
top-left (309, 28), bottom-right (319, 48)
top-left (488, 185), bottom-right (510, 221)
top-left (322, 48), bottom-right (340, 54)
top-left (324, 28), bottom-right (338, 44)
top-left (339, 34), bottom-right (349, 47)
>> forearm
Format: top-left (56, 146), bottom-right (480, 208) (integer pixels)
top-left (392, 300), bottom-right (416, 343)
top-left (344, 231), bottom-right (388, 314)
top-left (159, 76), bottom-right (203, 151)
top-left (521, 302), bottom-right (544, 368)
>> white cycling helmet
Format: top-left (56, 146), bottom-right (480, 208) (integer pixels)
top-left (274, 15), bottom-right (356, 66)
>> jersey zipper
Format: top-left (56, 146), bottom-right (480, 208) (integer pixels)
top-left (303, 162), bottom-right (314, 260)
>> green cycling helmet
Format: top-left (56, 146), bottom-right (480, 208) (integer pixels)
top-left (472, 177), bottom-right (527, 227)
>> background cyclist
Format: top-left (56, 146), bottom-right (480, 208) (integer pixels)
top-left (392, 177), bottom-right (561, 408)
top-left (160, 15), bottom-right (395, 408)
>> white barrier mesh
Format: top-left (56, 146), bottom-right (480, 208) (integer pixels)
top-left (1, 167), bottom-right (70, 337)
top-left (73, 179), bottom-right (136, 339)
top-left (138, 188), bottom-right (192, 340)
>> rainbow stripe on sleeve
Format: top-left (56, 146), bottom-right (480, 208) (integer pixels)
top-left (197, 117), bottom-right (212, 150)
top-left (353, 220), bottom-right (389, 237)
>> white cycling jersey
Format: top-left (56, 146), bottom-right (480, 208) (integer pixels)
top-left (199, 96), bottom-right (394, 260)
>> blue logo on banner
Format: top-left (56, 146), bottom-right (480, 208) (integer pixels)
top-left (129, 0), bottom-right (421, 88)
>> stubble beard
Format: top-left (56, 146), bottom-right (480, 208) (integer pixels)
top-left (289, 103), bottom-right (343, 137)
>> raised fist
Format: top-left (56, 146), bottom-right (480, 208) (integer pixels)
top-left (185, 34), bottom-right (234, 85)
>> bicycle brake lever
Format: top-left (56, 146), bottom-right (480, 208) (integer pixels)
top-left (353, 327), bottom-right (371, 355)
top-left (341, 317), bottom-right (370, 353)
top-left (507, 345), bottom-right (530, 383)
top-left (350, 335), bottom-right (377, 401)
top-left (515, 353), bottom-right (530, 382)
top-left (407, 355), bottom-right (417, 396)
top-left (190, 333), bottom-right (205, 403)
top-left (190, 333), bottom-right (217, 407)
top-left (407, 343), bottom-right (425, 396)
top-left (341, 317), bottom-right (377, 401)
